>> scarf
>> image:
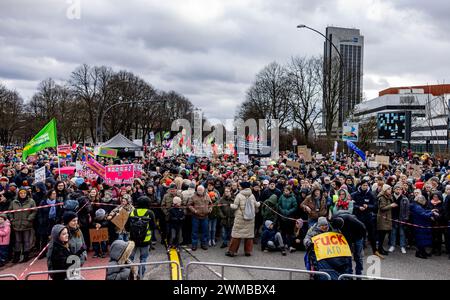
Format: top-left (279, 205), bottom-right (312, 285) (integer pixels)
top-left (337, 200), bottom-right (349, 210)
top-left (47, 199), bottom-right (56, 220)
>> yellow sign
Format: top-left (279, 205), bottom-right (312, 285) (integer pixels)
top-left (311, 232), bottom-right (352, 261)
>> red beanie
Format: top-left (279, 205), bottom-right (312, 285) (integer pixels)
top-left (415, 181), bottom-right (424, 190)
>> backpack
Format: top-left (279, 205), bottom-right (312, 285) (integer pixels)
top-left (129, 209), bottom-right (151, 244)
top-left (243, 196), bottom-right (255, 221)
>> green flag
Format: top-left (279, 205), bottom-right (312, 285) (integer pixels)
top-left (22, 118), bottom-right (58, 162)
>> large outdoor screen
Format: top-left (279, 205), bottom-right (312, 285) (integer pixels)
top-left (377, 112), bottom-right (408, 140)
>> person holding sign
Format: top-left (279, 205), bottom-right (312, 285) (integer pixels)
top-left (91, 208), bottom-right (109, 258)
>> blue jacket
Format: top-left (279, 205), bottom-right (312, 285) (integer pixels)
top-left (409, 202), bottom-right (433, 248)
top-left (261, 225), bottom-right (277, 250)
top-left (351, 187), bottom-right (377, 221)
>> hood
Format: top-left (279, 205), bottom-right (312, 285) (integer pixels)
top-left (109, 240), bottom-right (135, 264)
top-left (34, 181), bottom-right (47, 194)
top-left (50, 224), bottom-right (66, 243)
top-left (240, 188), bottom-right (253, 197)
top-left (264, 220), bottom-right (273, 229)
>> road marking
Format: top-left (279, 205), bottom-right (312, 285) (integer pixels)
top-left (168, 248), bottom-right (182, 280)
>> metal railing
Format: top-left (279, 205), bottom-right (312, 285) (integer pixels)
top-left (0, 274), bottom-right (19, 280)
top-left (24, 260), bottom-right (180, 280)
top-left (184, 261), bottom-right (332, 280)
top-left (338, 274), bottom-right (400, 280)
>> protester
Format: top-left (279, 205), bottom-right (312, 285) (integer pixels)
top-left (261, 220), bottom-right (286, 255)
top-left (47, 224), bottom-right (74, 280)
top-left (389, 184), bottom-right (410, 254)
top-left (187, 185), bottom-right (212, 251)
top-left (218, 187), bottom-right (235, 249)
top-left (0, 214), bottom-right (10, 267)
top-left (226, 181), bottom-right (260, 257)
top-left (106, 240), bottom-right (136, 280)
top-left (63, 211), bottom-right (87, 266)
top-left (377, 184), bottom-right (395, 256)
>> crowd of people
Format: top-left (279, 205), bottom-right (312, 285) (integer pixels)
top-left (0, 146), bottom-right (449, 280)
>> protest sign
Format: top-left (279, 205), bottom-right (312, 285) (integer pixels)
top-left (105, 164), bottom-right (134, 185)
top-left (367, 160), bottom-right (379, 168)
top-left (342, 122), bottom-right (359, 142)
top-left (98, 147), bottom-right (118, 158)
top-left (86, 158), bottom-right (106, 178)
top-left (375, 155), bottom-right (390, 166)
top-left (89, 228), bottom-right (109, 243)
top-left (35, 166), bottom-right (46, 183)
top-left (286, 160), bottom-right (300, 169)
top-left (238, 153), bottom-right (249, 164)
top-left (311, 232), bottom-right (352, 261)
top-left (110, 208), bottom-right (130, 231)
top-left (134, 164), bottom-right (143, 178)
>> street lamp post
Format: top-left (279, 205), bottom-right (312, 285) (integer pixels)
top-left (297, 24), bottom-right (346, 150)
top-left (97, 98), bottom-right (164, 144)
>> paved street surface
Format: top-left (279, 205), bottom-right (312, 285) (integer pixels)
top-left (1, 236), bottom-right (448, 280)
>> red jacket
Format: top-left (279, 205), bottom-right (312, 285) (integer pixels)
top-left (0, 219), bottom-right (11, 246)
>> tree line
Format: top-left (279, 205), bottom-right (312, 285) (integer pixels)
top-left (0, 64), bottom-right (195, 145)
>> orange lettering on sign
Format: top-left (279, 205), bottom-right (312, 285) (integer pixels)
top-left (330, 235), bottom-right (338, 245)
top-left (320, 236), bottom-right (330, 246)
top-left (337, 235), bottom-right (347, 245)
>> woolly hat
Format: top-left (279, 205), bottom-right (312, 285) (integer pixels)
top-left (415, 181), bottom-right (424, 190)
top-left (382, 184), bottom-right (392, 193)
top-left (173, 196), bottom-right (182, 206)
top-left (239, 181), bottom-right (251, 189)
top-left (317, 217), bottom-right (328, 227)
top-left (393, 183), bottom-right (403, 191)
top-left (95, 208), bottom-right (106, 220)
top-left (208, 191), bottom-right (216, 199)
top-left (265, 220), bottom-right (273, 228)
top-left (62, 211), bottom-right (78, 225)
top-left (79, 182), bottom-right (89, 191)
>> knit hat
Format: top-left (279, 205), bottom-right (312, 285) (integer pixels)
top-left (173, 196), bottom-right (182, 206)
top-left (317, 217), bottom-right (328, 227)
top-left (95, 208), bottom-right (106, 220)
top-left (415, 181), bottom-right (424, 190)
top-left (189, 182), bottom-right (196, 189)
top-left (0, 176), bottom-right (8, 182)
top-left (262, 180), bottom-right (269, 185)
top-left (382, 184), bottom-right (392, 193)
top-left (265, 220), bottom-right (273, 228)
top-left (79, 182), bottom-right (89, 191)
top-left (63, 211), bottom-right (78, 225)
top-left (122, 194), bottom-right (131, 202)
top-left (240, 181), bottom-right (251, 189)
top-left (393, 183), bottom-right (403, 191)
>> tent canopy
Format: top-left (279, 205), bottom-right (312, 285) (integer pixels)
top-left (100, 133), bottom-right (142, 149)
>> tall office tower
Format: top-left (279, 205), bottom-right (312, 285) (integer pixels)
top-left (323, 26), bottom-right (364, 133)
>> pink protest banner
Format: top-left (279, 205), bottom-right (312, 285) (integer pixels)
top-left (57, 167), bottom-right (76, 176)
top-left (105, 164), bottom-right (134, 185)
top-left (57, 144), bottom-right (71, 155)
top-left (134, 164), bottom-right (142, 178)
top-left (77, 162), bottom-right (98, 180)
top-left (86, 158), bottom-right (106, 178)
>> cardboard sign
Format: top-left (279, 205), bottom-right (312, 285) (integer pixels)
top-left (367, 160), bottom-right (379, 168)
top-left (89, 228), bottom-right (109, 243)
top-left (35, 166), bottom-right (46, 183)
top-left (286, 160), bottom-right (300, 169)
top-left (375, 155), bottom-right (390, 166)
top-left (409, 164), bottom-right (423, 179)
top-left (105, 164), bottom-right (134, 185)
top-left (110, 208), bottom-right (130, 231)
top-left (298, 147), bottom-right (312, 162)
top-left (311, 232), bottom-right (352, 261)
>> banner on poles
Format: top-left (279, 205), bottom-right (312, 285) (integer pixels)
top-left (311, 232), bottom-right (352, 261)
top-left (105, 164), bottom-right (134, 185)
top-left (342, 122), bottom-right (359, 142)
top-left (35, 166), bottom-right (46, 183)
top-left (86, 158), bottom-right (106, 178)
top-left (57, 144), bottom-right (71, 157)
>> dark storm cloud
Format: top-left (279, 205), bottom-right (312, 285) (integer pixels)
top-left (0, 0), bottom-right (449, 119)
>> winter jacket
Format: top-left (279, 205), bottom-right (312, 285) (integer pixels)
top-left (261, 194), bottom-right (278, 223)
top-left (277, 193), bottom-right (297, 217)
top-left (300, 192), bottom-right (328, 221)
top-left (208, 194), bottom-right (221, 219)
top-left (218, 195), bottom-right (235, 228)
top-left (47, 224), bottom-right (74, 281)
top-left (351, 187), bottom-right (377, 221)
top-left (261, 224), bottom-right (278, 251)
top-left (187, 193), bottom-right (212, 219)
top-left (410, 202), bottom-right (434, 248)
top-left (68, 227), bottom-right (87, 266)
top-left (161, 192), bottom-right (176, 219)
top-left (106, 240), bottom-right (135, 280)
top-left (304, 223), bottom-right (331, 249)
top-left (332, 200), bottom-right (354, 217)
top-left (168, 207), bottom-right (185, 224)
top-left (181, 189), bottom-right (195, 215)
top-left (37, 199), bottom-right (63, 235)
top-left (391, 193), bottom-right (410, 222)
top-left (76, 197), bottom-right (92, 229)
top-left (8, 197), bottom-right (37, 231)
top-left (377, 194), bottom-right (394, 231)
top-left (0, 219), bottom-right (11, 246)
top-left (260, 187), bottom-right (282, 202)
top-left (230, 188), bottom-right (260, 239)
top-left (336, 214), bottom-right (366, 244)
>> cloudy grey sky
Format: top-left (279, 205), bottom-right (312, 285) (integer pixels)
top-left (1, 0), bottom-right (449, 120)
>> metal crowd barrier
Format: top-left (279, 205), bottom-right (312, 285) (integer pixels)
top-left (24, 260), bottom-right (180, 280)
top-left (0, 273), bottom-right (19, 280)
top-left (184, 261), bottom-right (332, 280)
top-left (338, 274), bottom-right (400, 280)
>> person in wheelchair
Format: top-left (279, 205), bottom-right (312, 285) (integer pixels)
top-left (303, 217), bottom-right (352, 280)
